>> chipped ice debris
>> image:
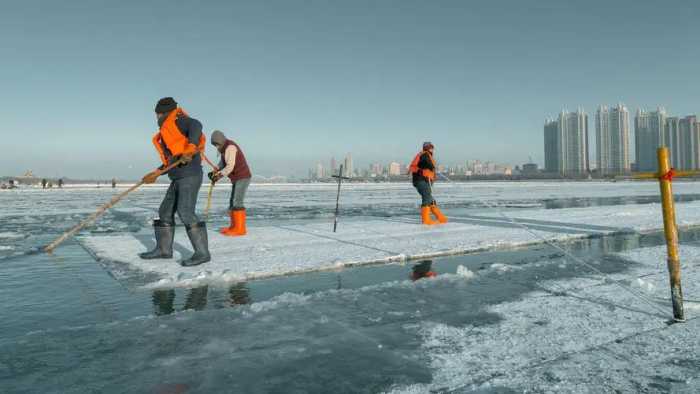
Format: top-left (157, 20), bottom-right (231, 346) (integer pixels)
top-left (245, 292), bottom-right (311, 316)
top-left (490, 263), bottom-right (521, 273)
top-left (456, 265), bottom-right (475, 279)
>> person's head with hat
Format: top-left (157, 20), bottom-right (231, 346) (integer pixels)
top-left (423, 141), bottom-right (434, 153)
top-left (155, 97), bottom-right (178, 123)
top-left (210, 129), bottom-right (227, 153)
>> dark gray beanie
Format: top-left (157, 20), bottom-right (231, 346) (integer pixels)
top-left (211, 130), bottom-right (227, 146)
top-left (155, 97), bottom-right (177, 114)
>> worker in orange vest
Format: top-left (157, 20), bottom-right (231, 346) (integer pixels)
top-left (140, 97), bottom-right (211, 266)
top-left (408, 141), bottom-right (448, 225)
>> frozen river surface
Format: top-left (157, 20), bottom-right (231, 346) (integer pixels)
top-left (2, 181), bottom-right (700, 393)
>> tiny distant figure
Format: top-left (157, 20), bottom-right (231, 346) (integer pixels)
top-left (8, 180), bottom-right (16, 189)
top-left (47, 182), bottom-right (53, 188)
top-left (208, 130), bottom-right (252, 237)
top-left (58, 178), bottom-right (64, 188)
top-left (411, 260), bottom-right (437, 281)
top-left (140, 97), bottom-right (210, 267)
top-left (111, 178), bottom-right (117, 188)
top-left (408, 142), bottom-right (448, 225)
top-left (41, 178), bottom-right (47, 189)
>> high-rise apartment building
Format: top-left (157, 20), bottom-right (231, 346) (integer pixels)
top-left (634, 108), bottom-right (666, 172)
top-left (388, 162), bottom-right (401, 176)
top-left (595, 104), bottom-right (630, 175)
top-left (544, 119), bottom-right (559, 173)
top-left (344, 154), bottom-right (353, 177)
top-left (664, 117), bottom-right (682, 169)
top-left (543, 109), bottom-right (589, 174)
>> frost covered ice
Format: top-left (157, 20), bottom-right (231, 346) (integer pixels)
top-left (385, 245), bottom-right (700, 393)
top-left (80, 199), bottom-right (700, 288)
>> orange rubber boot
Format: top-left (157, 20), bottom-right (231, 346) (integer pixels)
top-left (223, 209), bottom-right (247, 237)
top-left (421, 206), bottom-right (437, 225)
top-left (219, 211), bottom-right (235, 234)
top-left (430, 204), bottom-right (448, 224)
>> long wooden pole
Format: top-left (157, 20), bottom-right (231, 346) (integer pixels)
top-left (657, 147), bottom-right (685, 322)
top-left (204, 181), bottom-right (215, 221)
top-left (43, 159), bottom-right (185, 254)
top-left (201, 151), bottom-right (219, 221)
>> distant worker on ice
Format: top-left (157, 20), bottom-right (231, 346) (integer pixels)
top-left (409, 141), bottom-right (448, 225)
top-left (140, 97), bottom-right (211, 266)
top-left (208, 130), bottom-right (252, 237)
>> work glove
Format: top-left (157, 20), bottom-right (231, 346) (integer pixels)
top-left (142, 170), bottom-right (160, 184)
top-left (208, 171), bottom-right (223, 183)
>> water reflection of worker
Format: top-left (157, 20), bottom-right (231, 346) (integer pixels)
top-left (229, 282), bottom-right (251, 306)
top-left (152, 286), bottom-right (209, 315)
top-left (152, 289), bottom-right (176, 315)
top-left (411, 260), bottom-right (437, 281)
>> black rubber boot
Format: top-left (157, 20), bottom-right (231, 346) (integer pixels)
top-left (139, 220), bottom-right (174, 259)
top-left (180, 221), bottom-right (211, 267)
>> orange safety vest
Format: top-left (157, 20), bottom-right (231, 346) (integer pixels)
top-left (152, 108), bottom-right (206, 166)
top-left (408, 151), bottom-right (436, 181)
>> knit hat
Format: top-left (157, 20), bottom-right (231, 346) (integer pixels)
top-left (211, 130), bottom-right (227, 146)
top-left (423, 141), bottom-right (434, 150)
top-left (155, 97), bottom-right (177, 114)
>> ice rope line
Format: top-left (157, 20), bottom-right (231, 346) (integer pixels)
top-left (435, 172), bottom-right (669, 317)
top-left (273, 224), bottom-right (401, 255)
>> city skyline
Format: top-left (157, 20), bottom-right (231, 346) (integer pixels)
top-left (308, 156), bottom-right (517, 180)
top-left (545, 104), bottom-right (700, 175)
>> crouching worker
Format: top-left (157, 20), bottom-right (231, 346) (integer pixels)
top-left (208, 130), bottom-right (252, 237)
top-left (409, 141), bottom-right (448, 225)
top-left (140, 97), bottom-right (211, 266)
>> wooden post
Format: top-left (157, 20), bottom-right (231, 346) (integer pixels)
top-left (657, 147), bottom-right (684, 322)
top-left (331, 164), bottom-right (350, 232)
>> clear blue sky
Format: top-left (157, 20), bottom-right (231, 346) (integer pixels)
top-left (1, 0), bottom-right (698, 178)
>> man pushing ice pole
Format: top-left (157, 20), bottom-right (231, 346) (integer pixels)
top-left (408, 141), bottom-right (448, 225)
top-left (140, 97), bottom-right (211, 266)
top-left (208, 130), bottom-right (252, 237)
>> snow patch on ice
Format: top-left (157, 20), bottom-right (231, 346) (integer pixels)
top-left (0, 232), bottom-right (23, 239)
top-left (634, 277), bottom-right (656, 292)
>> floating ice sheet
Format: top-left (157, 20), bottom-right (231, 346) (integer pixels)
top-left (79, 200), bottom-right (700, 289)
